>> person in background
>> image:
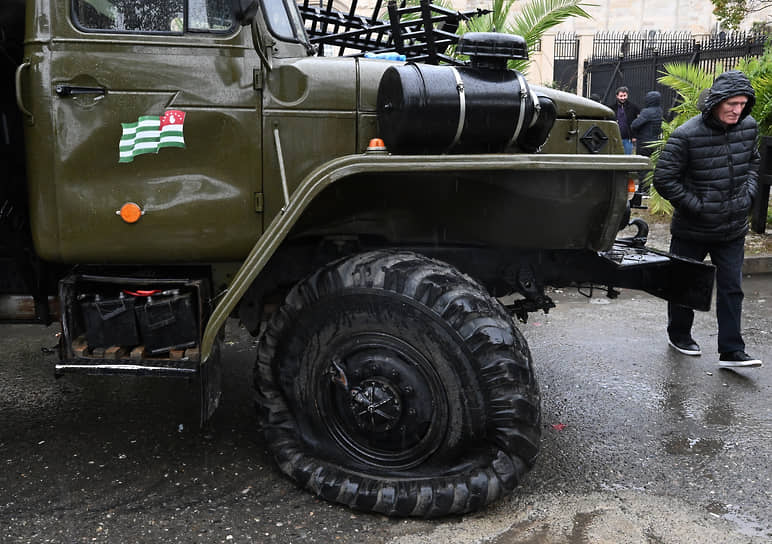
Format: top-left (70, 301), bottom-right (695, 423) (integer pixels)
top-left (653, 70), bottom-right (762, 368)
top-left (608, 86), bottom-right (640, 154)
top-left (629, 90), bottom-right (664, 206)
top-left (631, 90), bottom-right (663, 157)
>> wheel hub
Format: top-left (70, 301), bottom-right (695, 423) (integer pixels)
top-left (349, 379), bottom-right (402, 433)
top-left (318, 332), bottom-right (448, 469)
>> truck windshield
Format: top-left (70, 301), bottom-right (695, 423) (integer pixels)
top-left (261, 0), bottom-right (309, 45)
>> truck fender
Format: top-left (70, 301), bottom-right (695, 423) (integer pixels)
top-left (200, 153), bottom-right (650, 361)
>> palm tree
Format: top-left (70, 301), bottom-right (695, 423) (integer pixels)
top-left (736, 43), bottom-right (772, 231)
top-left (381, 0), bottom-right (593, 73)
top-left (457, 0), bottom-right (592, 72)
top-left (736, 42), bottom-right (772, 136)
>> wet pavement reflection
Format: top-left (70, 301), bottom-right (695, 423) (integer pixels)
top-left (0, 276), bottom-right (769, 543)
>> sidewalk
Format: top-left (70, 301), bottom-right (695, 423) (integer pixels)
top-left (628, 207), bottom-right (772, 275)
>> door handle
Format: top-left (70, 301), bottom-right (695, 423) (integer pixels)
top-left (14, 61), bottom-right (33, 124)
top-left (55, 85), bottom-right (107, 98)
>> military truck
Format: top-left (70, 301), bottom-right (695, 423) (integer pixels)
top-left (1, 0), bottom-right (714, 517)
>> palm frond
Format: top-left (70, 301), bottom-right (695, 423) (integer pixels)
top-left (648, 184), bottom-right (674, 215)
top-left (491, 0), bottom-right (519, 32)
top-left (658, 63), bottom-right (717, 106)
top-left (752, 73), bottom-right (772, 135)
top-left (457, 0), bottom-right (592, 73)
top-left (508, 0), bottom-right (592, 48)
top-left (642, 139), bottom-right (673, 215)
top-left (457, 0), bottom-right (518, 33)
top-left (736, 42), bottom-right (772, 137)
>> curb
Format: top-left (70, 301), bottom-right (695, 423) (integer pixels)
top-left (743, 255), bottom-right (772, 275)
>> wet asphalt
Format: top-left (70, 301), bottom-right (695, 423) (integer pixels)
top-left (0, 275), bottom-right (769, 544)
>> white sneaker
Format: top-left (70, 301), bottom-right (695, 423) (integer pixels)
top-left (718, 351), bottom-right (762, 368)
top-left (668, 337), bottom-right (701, 356)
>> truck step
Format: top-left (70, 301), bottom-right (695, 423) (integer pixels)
top-left (54, 362), bottom-right (198, 378)
top-left (57, 335), bottom-right (201, 377)
top-left (70, 335), bottom-right (199, 361)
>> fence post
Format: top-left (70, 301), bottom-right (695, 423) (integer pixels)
top-left (577, 34), bottom-right (593, 96)
top-left (690, 42), bottom-right (701, 65)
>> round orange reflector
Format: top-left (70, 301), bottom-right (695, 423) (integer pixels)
top-left (118, 202), bottom-right (142, 223)
top-left (627, 179), bottom-right (637, 194)
top-left (367, 138), bottom-right (386, 152)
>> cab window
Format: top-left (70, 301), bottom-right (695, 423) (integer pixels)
top-left (261, 0), bottom-right (309, 43)
top-left (72, 0), bottom-right (234, 33)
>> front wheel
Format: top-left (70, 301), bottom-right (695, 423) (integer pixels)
top-left (255, 250), bottom-right (541, 517)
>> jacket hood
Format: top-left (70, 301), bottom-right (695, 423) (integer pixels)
top-left (644, 91), bottom-right (662, 108)
top-left (701, 70), bottom-right (755, 122)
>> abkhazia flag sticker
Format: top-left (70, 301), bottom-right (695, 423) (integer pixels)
top-left (119, 110), bottom-right (186, 163)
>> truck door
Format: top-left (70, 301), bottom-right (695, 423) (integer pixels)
top-left (24, 0), bottom-right (262, 262)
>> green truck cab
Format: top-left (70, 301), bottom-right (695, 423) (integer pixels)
top-left (1, 0), bottom-right (713, 517)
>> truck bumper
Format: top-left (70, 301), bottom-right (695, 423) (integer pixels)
top-left (594, 240), bottom-right (715, 311)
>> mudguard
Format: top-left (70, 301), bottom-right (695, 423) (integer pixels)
top-left (200, 152), bottom-right (650, 361)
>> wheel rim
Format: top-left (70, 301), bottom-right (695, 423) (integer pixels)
top-left (315, 331), bottom-right (449, 470)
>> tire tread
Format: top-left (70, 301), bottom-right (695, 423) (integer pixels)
top-left (255, 250), bottom-right (541, 517)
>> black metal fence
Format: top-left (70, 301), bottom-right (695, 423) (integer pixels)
top-left (583, 30), bottom-right (768, 115)
top-left (553, 32), bottom-right (580, 91)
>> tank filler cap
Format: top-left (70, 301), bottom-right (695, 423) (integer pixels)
top-left (457, 32), bottom-right (528, 70)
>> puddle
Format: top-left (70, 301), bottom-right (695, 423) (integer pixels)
top-left (664, 436), bottom-right (724, 455)
top-left (706, 501), bottom-right (771, 538)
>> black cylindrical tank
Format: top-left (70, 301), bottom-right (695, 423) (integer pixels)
top-left (376, 63), bottom-right (553, 155)
top-left (375, 32), bottom-right (556, 155)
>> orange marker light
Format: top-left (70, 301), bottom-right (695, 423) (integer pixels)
top-left (118, 202), bottom-right (143, 223)
top-left (627, 178), bottom-right (637, 200)
top-left (366, 138), bottom-right (387, 153)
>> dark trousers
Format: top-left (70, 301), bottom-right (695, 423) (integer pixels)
top-left (668, 235), bottom-right (746, 354)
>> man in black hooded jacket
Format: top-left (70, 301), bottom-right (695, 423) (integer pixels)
top-left (631, 90), bottom-right (663, 157)
top-left (654, 70), bottom-right (762, 368)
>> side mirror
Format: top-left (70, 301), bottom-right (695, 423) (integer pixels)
top-left (232, 0), bottom-right (259, 26)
